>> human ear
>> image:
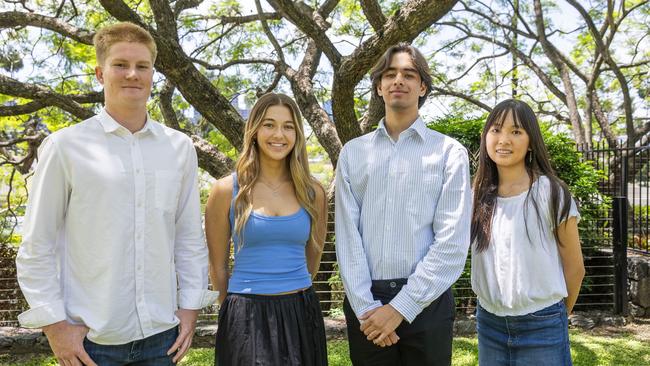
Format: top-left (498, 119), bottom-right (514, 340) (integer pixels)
top-left (95, 66), bottom-right (104, 85)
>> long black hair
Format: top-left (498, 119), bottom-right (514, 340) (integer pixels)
top-left (471, 99), bottom-right (574, 252)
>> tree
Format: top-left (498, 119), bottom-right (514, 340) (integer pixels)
top-left (429, 0), bottom-right (649, 147)
top-left (0, 0), bottom-right (457, 174)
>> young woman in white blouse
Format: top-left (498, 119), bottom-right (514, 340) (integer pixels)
top-left (471, 99), bottom-right (585, 365)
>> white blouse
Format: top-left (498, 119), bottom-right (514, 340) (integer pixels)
top-left (471, 176), bottom-right (580, 316)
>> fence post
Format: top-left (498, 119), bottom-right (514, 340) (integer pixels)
top-left (612, 154), bottom-right (628, 315)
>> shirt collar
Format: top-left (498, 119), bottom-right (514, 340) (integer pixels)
top-left (409, 117), bottom-right (428, 140)
top-left (98, 108), bottom-right (159, 136)
top-left (374, 116), bottom-right (427, 142)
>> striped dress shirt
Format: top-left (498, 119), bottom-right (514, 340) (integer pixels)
top-left (335, 117), bottom-right (471, 323)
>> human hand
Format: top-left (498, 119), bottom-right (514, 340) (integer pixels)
top-left (42, 320), bottom-right (96, 366)
top-left (359, 305), bottom-right (404, 346)
top-left (167, 309), bottom-right (199, 363)
top-left (373, 331), bottom-right (400, 347)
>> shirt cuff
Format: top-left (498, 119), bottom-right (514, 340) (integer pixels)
top-left (389, 290), bottom-right (422, 323)
top-left (356, 301), bottom-right (383, 320)
top-left (178, 289), bottom-right (219, 309)
top-left (18, 301), bottom-right (66, 329)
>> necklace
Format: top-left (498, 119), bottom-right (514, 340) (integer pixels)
top-left (258, 179), bottom-right (287, 196)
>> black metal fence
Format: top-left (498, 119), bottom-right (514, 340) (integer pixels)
top-left (577, 141), bottom-right (650, 314)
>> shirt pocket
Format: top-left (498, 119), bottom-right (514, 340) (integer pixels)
top-left (154, 170), bottom-right (182, 213)
top-left (406, 168), bottom-right (441, 214)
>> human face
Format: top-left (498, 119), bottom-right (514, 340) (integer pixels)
top-left (485, 111), bottom-right (530, 170)
top-left (377, 52), bottom-right (426, 111)
top-left (95, 42), bottom-right (154, 111)
top-left (255, 105), bottom-right (297, 162)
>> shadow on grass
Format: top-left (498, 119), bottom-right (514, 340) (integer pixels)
top-left (569, 330), bottom-right (650, 366)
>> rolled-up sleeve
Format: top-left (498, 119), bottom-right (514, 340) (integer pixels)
top-left (16, 136), bottom-right (69, 328)
top-left (335, 146), bottom-right (382, 319)
top-left (174, 140), bottom-right (218, 309)
top-left (389, 146), bottom-right (471, 322)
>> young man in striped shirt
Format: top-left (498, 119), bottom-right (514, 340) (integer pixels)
top-left (335, 43), bottom-right (472, 365)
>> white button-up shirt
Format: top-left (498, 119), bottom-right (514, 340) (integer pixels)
top-left (335, 117), bottom-right (471, 323)
top-left (16, 109), bottom-right (217, 345)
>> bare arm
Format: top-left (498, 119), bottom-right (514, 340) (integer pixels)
top-left (205, 176), bottom-right (234, 305)
top-left (306, 181), bottom-right (327, 279)
top-left (557, 217), bottom-right (585, 313)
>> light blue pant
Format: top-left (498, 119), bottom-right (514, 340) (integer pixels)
top-left (476, 301), bottom-right (572, 366)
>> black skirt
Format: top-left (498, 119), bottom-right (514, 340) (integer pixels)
top-left (215, 287), bottom-right (328, 366)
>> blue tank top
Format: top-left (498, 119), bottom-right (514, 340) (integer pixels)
top-left (228, 174), bottom-right (312, 294)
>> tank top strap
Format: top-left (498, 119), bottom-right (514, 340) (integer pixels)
top-left (229, 173), bottom-right (239, 230)
top-left (231, 172), bottom-right (239, 197)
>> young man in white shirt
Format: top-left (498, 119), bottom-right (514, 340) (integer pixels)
top-left (335, 43), bottom-right (472, 365)
top-left (16, 22), bottom-right (217, 365)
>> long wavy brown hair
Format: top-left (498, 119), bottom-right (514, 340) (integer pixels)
top-left (471, 99), bottom-right (573, 252)
top-left (233, 93), bottom-right (318, 250)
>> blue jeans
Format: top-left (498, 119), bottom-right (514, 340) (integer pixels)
top-left (476, 301), bottom-right (572, 366)
top-left (83, 326), bottom-right (178, 365)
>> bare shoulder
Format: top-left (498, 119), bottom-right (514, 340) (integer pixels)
top-left (207, 174), bottom-right (234, 210)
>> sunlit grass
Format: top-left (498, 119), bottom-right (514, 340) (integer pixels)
top-left (1, 330), bottom-right (648, 366)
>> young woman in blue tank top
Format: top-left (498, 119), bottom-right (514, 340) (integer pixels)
top-left (205, 93), bottom-right (328, 365)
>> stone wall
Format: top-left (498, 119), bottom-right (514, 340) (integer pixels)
top-left (628, 254), bottom-right (650, 317)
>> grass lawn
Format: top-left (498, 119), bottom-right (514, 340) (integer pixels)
top-left (2, 330), bottom-right (648, 366)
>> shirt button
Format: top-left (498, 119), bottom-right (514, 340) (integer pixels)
top-left (389, 281), bottom-right (397, 288)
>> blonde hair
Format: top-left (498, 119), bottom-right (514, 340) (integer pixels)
top-left (93, 22), bottom-right (157, 65)
top-left (234, 93), bottom-right (319, 250)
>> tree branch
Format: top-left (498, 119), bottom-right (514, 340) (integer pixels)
top-left (439, 21), bottom-right (568, 104)
top-left (158, 81), bottom-right (234, 178)
top-left (98, 0), bottom-right (146, 26)
top-left (533, 0), bottom-right (584, 143)
top-left (431, 86), bottom-right (493, 112)
top-left (255, 0), bottom-right (285, 63)
top-left (565, 0), bottom-right (635, 142)
top-left (173, 0), bottom-right (203, 18)
top-left (149, 0), bottom-right (179, 41)
top-left (266, 0), bottom-right (342, 67)
top-left (0, 11), bottom-right (94, 44)
top-left (0, 74), bottom-right (96, 120)
top-left (287, 40), bottom-right (342, 166)
top-left (360, 0), bottom-right (387, 32)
